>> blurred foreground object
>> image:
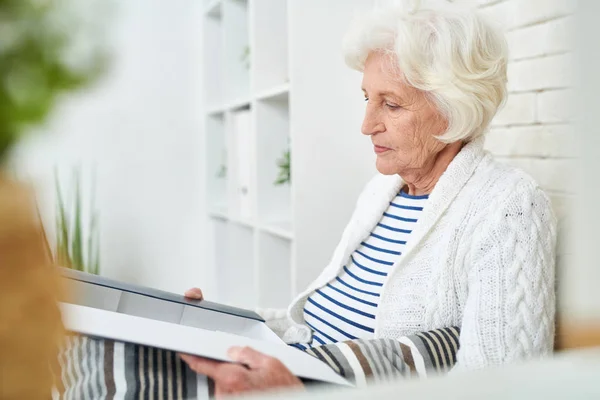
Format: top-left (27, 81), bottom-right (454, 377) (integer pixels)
top-left (0, 0), bottom-right (105, 162)
top-left (0, 177), bottom-right (64, 399)
top-left (0, 0), bottom-right (104, 398)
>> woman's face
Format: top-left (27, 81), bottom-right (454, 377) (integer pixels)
top-left (361, 52), bottom-right (448, 177)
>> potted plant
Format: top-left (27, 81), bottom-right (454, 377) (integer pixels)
top-left (274, 149), bottom-right (291, 186)
top-left (55, 166), bottom-right (100, 275)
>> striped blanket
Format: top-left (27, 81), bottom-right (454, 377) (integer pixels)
top-left (302, 326), bottom-right (461, 387)
top-left (55, 335), bottom-right (199, 400)
top-left (56, 327), bottom-right (459, 398)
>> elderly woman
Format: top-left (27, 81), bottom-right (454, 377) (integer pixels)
top-left (182, 3), bottom-right (556, 396)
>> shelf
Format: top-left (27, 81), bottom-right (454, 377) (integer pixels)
top-left (227, 97), bottom-right (251, 111)
top-left (206, 105), bottom-right (226, 116)
top-left (208, 208), bottom-right (228, 220)
top-left (205, 0), bottom-right (295, 311)
top-left (205, 0), bottom-right (222, 18)
top-left (209, 215), bottom-right (257, 231)
top-left (229, 217), bottom-right (256, 230)
top-left (260, 220), bottom-right (293, 240)
top-left (209, 210), bottom-right (259, 231)
top-left (255, 83), bottom-right (290, 102)
top-left (208, 216), bottom-right (293, 239)
top-left (205, 98), bottom-right (251, 116)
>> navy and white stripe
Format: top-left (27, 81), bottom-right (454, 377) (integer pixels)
top-left (295, 190), bottom-right (429, 350)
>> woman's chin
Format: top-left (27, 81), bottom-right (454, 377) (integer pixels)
top-left (375, 159), bottom-right (398, 175)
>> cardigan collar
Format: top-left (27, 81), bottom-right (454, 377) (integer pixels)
top-left (352, 136), bottom-right (487, 272)
top-left (287, 137), bottom-right (487, 326)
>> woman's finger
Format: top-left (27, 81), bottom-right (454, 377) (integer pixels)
top-left (227, 346), bottom-right (274, 369)
top-left (180, 354), bottom-right (252, 394)
top-left (179, 354), bottom-right (220, 378)
top-left (184, 287), bottom-right (203, 300)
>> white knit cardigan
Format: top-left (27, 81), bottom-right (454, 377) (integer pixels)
top-left (262, 137), bottom-right (557, 371)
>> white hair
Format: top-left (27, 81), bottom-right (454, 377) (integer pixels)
top-left (343, 1), bottom-right (508, 143)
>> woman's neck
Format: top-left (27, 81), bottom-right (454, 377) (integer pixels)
top-left (403, 142), bottom-right (463, 196)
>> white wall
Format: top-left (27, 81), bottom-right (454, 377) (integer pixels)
top-left (12, 0), bottom-right (214, 295)
top-left (289, 0), bottom-right (377, 293)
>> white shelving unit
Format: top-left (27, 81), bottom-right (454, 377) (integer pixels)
top-left (202, 0), bottom-right (377, 309)
top-left (203, 0), bottom-right (292, 309)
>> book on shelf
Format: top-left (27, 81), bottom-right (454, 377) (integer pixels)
top-left (59, 268), bottom-right (348, 389)
top-left (231, 109), bottom-right (254, 221)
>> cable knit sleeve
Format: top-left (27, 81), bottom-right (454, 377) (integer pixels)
top-left (455, 182), bottom-right (557, 370)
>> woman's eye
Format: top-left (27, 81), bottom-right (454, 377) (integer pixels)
top-left (386, 103), bottom-right (400, 109)
top-left (364, 97), bottom-right (369, 102)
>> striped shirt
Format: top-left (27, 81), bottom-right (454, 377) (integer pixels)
top-left (295, 190), bottom-right (428, 349)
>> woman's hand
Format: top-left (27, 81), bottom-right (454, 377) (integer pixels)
top-left (180, 346), bottom-right (304, 398)
top-left (181, 289), bottom-right (303, 395)
top-left (184, 287), bottom-right (204, 300)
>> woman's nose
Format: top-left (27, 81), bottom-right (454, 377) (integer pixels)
top-left (361, 107), bottom-right (384, 136)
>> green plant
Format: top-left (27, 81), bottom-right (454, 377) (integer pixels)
top-left (0, 0), bottom-right (105, 163)
top-left (216, 164), bottom-right (227, 179)
top-left (55, 166), bottom-right (100, 274)
top-left (240, 45), bottom-right (250, 70)
top-left (216, 149), bottom-right (227, 178)
top-left (274, 149), bottom-right (290, 186)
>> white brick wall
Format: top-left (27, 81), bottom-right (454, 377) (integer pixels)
top-left (507, 53), bottom-right (572, 92)
top-left (477, 1), bottom-right (518, 29)
top-left (485, 124), bottom-right (575, 158)
top-left (492, 92), bottom-right (536, 125)
top-left (460, 0), bottom-right (576, 260)
top-left (469, 0), bottom-right (574, 30)
top-left (465, 0), bottom-right (576, 231)
top-left (511, 0), bottom-right (574, 28)
top-left (507, 16), bottom-right (573, 60)
top-left (448, 0), bottom-right (574, 258)
top-left (537, 89), bottom-right (574, 123)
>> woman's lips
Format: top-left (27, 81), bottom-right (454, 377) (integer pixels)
top-left (374, 145), bottom-right (391, 154)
